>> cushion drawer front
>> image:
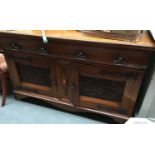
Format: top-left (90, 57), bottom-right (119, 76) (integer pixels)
top-left (0, 35), bottom-right (43, 54)
top-left (48, 42), bottom-right (150, 69)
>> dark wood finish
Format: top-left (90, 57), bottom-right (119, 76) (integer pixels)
top-left (73, 63), bottom-right (144, 116)
top-left (6, 52), bottom-right (58, 98)
top-left (0, 30), bottom-right (155, 123)
top-left (47, 41), bottom-right (150, 70)
top-left (57, 61), bottom-right (73, 103)
top-left (0, 34), bottom-right (43, 54)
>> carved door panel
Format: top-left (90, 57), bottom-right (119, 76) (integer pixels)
top-left (6, 53), bottom-right (58, 98)
top-left (72, 63), bottom-right (144, 116)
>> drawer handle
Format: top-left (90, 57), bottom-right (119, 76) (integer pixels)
top-left (113, 55), bottom-right (127, 66)
top-left (39, 47), bottom-right (48, 55)
top-left (75, 51), bottom-right (87, 60)
top-left (10, 43), bottom-right (21, 51)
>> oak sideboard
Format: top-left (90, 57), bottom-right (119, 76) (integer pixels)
top-left (0, 30), bottom-right (155, 123)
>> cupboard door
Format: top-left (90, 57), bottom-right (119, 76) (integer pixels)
top-left (6, 53), bottom-right (58, 98)
top-left (72, 64), bottom-right (144, 116)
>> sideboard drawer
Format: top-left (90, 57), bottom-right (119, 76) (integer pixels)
top-left (0, 36), bottom-right (44, 54)
top-left (0, 36), bottom-right (151, 70)
top-left (48, 42), bottom-right (150, 69)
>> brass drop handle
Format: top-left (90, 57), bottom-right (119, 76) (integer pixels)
top-left (113, 55), bottom-right (127, 66)
top-left (75, 51), bottom-right (87, 60)
top-left (10, 43), bottom-right (20, 51)
top-left (39, 47), bottom-right (48, 55)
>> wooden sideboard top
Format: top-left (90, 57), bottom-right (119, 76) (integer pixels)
top-left (0, 30), bottom-right (155, 49)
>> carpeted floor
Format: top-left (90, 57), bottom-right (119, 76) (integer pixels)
top-left (0, 80), bottom-right (118, 124)
top-left (0, 94), bottom-right (118, 124)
